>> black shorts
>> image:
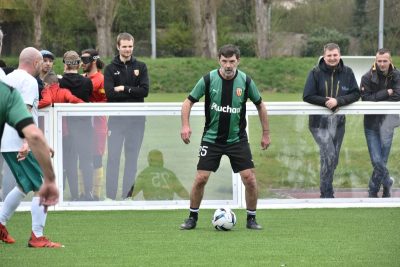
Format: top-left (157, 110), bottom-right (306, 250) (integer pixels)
top-left (197, 140), bottom-right (254, 173)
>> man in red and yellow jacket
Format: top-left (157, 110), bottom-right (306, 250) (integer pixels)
top-left (82, 49), bottom-right (107, 201)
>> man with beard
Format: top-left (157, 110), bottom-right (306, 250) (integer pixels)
top-left (0, 47), bottom-right (62, 247)
top-left (81, 49), bottom-right (107, 201)
top-left (179, 44), bottom-right (270, 230)
top-left (104, 33), bottom-right (149, 200)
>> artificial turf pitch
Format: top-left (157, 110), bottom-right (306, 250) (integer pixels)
top-left (1, 208), bottom-right (399, 267)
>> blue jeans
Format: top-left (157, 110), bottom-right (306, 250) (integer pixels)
top-left (364, 127), bottom-right (394, 194)
top-left (310, 116), bottom-right (345, 198)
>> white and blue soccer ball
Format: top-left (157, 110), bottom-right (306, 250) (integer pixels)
top-left (212, 208), bottom-right (237, 231)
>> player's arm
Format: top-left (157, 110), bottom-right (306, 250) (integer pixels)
top-left (255, 102), bottom-right (271, 150)
top-left (17, 103), bottom-right (34, 160)
top-left (22, 124), bottom-right (58, 208)
top-left (181, 98), bottom-right (194, 144)
top-left (8, 91), bottom-right (58, 208)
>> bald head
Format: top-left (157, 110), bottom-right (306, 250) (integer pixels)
top-left (18, 47), bottom-right (43, 77)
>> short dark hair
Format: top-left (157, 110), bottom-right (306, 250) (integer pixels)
top-left (117, 32), bottom-right (134, 46)
top-left (376, 48), bottom-right (391, 56)
top-left (218, 44), bottom-right (240, 59)
top-left (323, 43), bottom-right (340, 54)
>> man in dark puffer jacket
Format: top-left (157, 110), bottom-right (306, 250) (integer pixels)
top-left (361, 48), bottom-right (400, 198)
top-left (303, 43), bottom-right (360, 198)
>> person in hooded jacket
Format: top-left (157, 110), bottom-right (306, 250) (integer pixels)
top-left (360, 48), bottom-right (400, 198)
top-left (104, 32), bottom-right (149, 200)
top-left (59, 51), bottom-right (94, 201)
top-left (303, 43), bottom-right (360, 198)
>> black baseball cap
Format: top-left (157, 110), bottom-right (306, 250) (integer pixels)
top-left (40, 50), bottom-right (55, 60)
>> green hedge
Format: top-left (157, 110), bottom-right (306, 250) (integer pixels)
top-left (303, 27), bottom-right (350, 57)
top-left (2, 56), bottom-right (400, 93)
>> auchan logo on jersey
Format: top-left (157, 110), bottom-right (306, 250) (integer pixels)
top-left (211, 103), bottom-right (241, 114)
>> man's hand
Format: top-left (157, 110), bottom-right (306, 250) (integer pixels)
top-left (114, 85), bottom-right (124, 92)
top-left (388, 89), bottom-right (393, 96)
top-left (17, 143), bottom-right (29, 161)
top-left (49, 147), bottom-right (54, 158)
top-left (325, 97), bottom-right (338, 110)
top-left (180, 125), bottom-right (192, 144)
top-left (38, 181), bottom-right (59, 212)
top-left (261, 131), bottom-right (271, 150)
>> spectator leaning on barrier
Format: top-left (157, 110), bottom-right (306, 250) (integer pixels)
top-left (39, 72), bottom-right (84, 108)
top-left (360, 48), bottom-right (400, 198)
top-left (303, 43), bottom-right (360, 198)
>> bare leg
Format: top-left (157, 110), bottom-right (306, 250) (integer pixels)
top-left (180, 170), bottom-right (211, 230)
top-left (189, 170), bottom-right (211, 208)
top-left (239, 168), bottom-right (258, 210)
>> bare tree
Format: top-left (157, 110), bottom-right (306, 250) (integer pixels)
top-left (190, 0), bottom-right (218, 58)
top-left (190, 0), bottom-right (202, 56)
top-left (84, 0), bottom-right (119, 57)
top-left (26, 0), bottom-right (47, 49)
top-left (254, 0), bottom-right (271, 58)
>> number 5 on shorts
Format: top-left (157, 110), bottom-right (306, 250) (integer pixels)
top-left (199, 145), bottom-right (208, 157)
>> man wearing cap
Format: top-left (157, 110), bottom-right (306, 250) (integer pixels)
top-left (37, 50), bottom-right (55, 100)
top-left (59, 50), bottom-right (94, 201)
top-left (39, 50), bottom-right (55, 80)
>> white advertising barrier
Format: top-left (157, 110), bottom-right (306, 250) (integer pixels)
top-left (1, 101), bottom-right (393, 211)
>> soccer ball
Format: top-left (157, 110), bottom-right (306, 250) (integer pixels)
top-left (211, 208), bottom-right (237, 231)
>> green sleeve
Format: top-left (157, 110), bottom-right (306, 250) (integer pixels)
top-left (248, 79), bottom-right (262, 104)
top-left (188, 77), bottom-right (206, 102)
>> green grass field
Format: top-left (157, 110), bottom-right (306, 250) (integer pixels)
top-left (1, 61), bottom-right (400, 266)
top-left (1, 208), bottom-right (399, 267)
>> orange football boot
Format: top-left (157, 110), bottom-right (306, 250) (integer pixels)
top-left (28, 232), bottom-right (64, 248)
top-left (0, 223), bottom-right (15, 244)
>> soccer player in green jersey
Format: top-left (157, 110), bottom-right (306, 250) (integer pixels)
top-left (180, 44), bottom-right (271, 230)
top-left (0, 48), bottom-right (61, 247)
top-left (0, 80), bottom-right (59, 240)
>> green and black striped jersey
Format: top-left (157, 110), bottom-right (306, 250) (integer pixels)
top-left (188, 69), bottom-right (262, 144)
